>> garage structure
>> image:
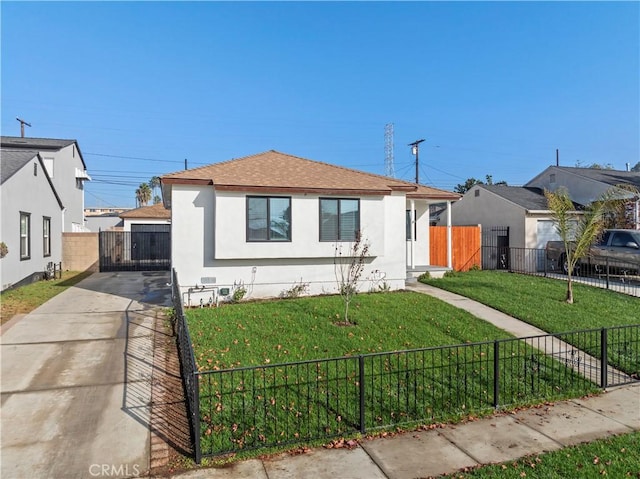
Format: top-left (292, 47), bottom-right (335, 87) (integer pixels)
top-left (99, 203), bottom-right (171, 272)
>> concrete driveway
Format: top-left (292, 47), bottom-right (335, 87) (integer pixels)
top-left (1, 271), bottom-right (171, 479)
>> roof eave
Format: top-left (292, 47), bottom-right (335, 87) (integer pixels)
top-left (214, 184), bottom-right (392, 196)
top-left (407, 193), bottom-right (461, 201)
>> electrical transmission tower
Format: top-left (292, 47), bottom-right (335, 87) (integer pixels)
top-left (384, 123), bottom-right (395, 177)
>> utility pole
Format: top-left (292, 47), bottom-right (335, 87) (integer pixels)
top-left (408, 139), bottom-right (425, 184)
top-left (184, 158), bottom-right (188, 170)
top-left (16, 117), bottom-right (31, 137)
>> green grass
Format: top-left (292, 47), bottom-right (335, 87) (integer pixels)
top-left (448, 431), bottom-right (640, 478)
top-left (187, 291), bottom-right (512, 369)
top-left (1, 271), bottom-right (93, 325)
top-left (420, 270), bottom-right (640, 333)
top-left (186, 291), bottom-right (599, 456)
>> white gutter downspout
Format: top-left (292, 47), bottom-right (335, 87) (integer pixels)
top-left (446, 201), bottom-right (453, 269)
top-left (410, 199), bottom-right (416, 270)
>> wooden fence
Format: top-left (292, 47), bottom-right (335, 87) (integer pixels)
top-left (429, 225), bottom-right (481, 271)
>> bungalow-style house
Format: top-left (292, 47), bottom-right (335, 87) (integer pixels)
top-left (1, 136), bottom-right (91, 232)
top-left (1, 150), bottom-right (64, 290)
top-left (161, 150), bottom-right (460, 300)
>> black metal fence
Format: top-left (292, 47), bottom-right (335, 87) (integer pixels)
top-left (170, 270), bottom-right (639, 461)
top-left (99, 230), bottom-right (171, 272)
top-left (171, 269), bottom-right (202, 461)
top-left (482, 245), bottom-right (640, 297)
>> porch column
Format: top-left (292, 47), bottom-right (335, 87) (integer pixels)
top-left (446, 201), bottom-right (452, 269)
top-left (410, 199), bottom-right (416, 269)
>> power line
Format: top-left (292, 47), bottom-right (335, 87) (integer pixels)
top-left (85, 151), bottom-right (207, 166)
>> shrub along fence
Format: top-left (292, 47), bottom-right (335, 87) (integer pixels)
top-left (171, 270), bottom-right (640, 462)
top-left (482, 245), bottom-right (640, 297)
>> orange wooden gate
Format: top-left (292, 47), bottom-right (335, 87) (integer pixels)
top-left (429, 226), bottom-right (481, 271)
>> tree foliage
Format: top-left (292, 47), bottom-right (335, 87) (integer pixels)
top-left (575, 161), bottom-right (615, 170)
top-left (135, 183), bottom-right (152, 207)
top-left (602, 184), bottom-right (640, 229)
top-left (454, 175), bottom-right (507, 194)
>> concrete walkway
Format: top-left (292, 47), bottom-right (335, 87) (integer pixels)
top-left (1, 271), bottom-right (171, 479)
top-left (166, 282), bottom-right (639, 479)
top-left (406, 283), bottom-right (631, 385)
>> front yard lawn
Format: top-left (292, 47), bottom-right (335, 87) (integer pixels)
top-left (420, 270), bottom-right (640, 333)
top-left (186, 291), bottom-right (513, 369)
top-left (187, 290), bottom-right (599, 457)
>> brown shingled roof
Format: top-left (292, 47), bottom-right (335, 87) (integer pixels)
top-left (119, 203), bottom-right (170, 219)
top-left (162, 150), bottom-right (459, 200)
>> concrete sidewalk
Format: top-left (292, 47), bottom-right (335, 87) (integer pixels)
top-left (166, 282), bottom-right (639, 479)
top-left (168, 383), bottom-right (639, 479)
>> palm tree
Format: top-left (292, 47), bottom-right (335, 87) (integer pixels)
top-left (149, 176), bottom-right (161, 198)
top-left (135, 183), bottom-right (152, 207)
top-left (545, 187), bottom-right (613, 304)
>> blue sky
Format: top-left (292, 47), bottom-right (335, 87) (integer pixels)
top-left (2, 1), bottom-right (638, 208)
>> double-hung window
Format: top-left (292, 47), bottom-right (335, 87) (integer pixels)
top-left (43, 217), bottom-right (51, 257)
top-left (20, 212), bottom-right (31, 260)
top-left (246, 196), bottom-right (291, 241)
top-left (319, 198), bottom-right (360, 241)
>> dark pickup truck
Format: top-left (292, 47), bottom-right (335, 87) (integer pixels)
top-left (546, 229), bottom-right (640, 275)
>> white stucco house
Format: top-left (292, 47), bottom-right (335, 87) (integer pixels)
top-left (1, 150), bottom-right (64, 290)
top-left (161, 150), bottom-right (460, 301)
top-left (1, 136), bottom-right (91, 233)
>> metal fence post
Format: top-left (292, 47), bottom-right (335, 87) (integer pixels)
top-left (493, 340), bottom-right (500, 408)
top-left (193, 372), bottom-right (202, 464)
top-left (359, 355), bottom-right (366, 433)
top-left (600, 328), bottom-right (608, 389)
top-left (605, 258), bottom-right (610, 290)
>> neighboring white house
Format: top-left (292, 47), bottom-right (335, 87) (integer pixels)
top-left (526, 166), bottom-right (640, 229)
top-left (1, 136), bottom-right (91, 232)
top-left (161, 150), bottom-right (460, 301)
top-left (1, 149), bottom-right (64, 290)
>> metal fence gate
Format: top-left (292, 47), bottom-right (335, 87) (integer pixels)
top-left (482, 226), bottom-right (510, 270)
top-left (99, 230), bottom-right (171, 272)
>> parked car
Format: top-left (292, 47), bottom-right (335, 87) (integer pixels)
top-left (546, 229), bottom-right (640, 276)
